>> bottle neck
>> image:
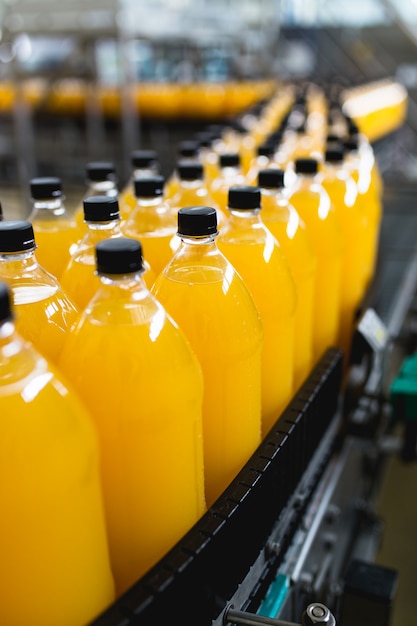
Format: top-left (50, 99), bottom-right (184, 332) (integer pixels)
top-left (31, 197), bottom-right (66, 218)
top-left (86, 181), bottom-right (117, 196)
top-left (97, 271), bottom-right (148, 297)
top-left (86, 219), bottom-right (121, 232)
top-left (227, 208), bottom-right (261, 223)
top-left (0, 247), bottom-right (37, 264)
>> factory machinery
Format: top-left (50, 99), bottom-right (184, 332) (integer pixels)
top-left (85, 109), bottom-right (417, 626)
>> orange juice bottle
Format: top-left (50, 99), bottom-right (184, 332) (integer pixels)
top-left (320, 145), bottom-right (368, 359)
top-left (258, 168), bottom-right (317, 389)
top-left (28, 177), bottom-right (83, 279)
top-left (194, 130), bottom-right (221, 183)
top-left (0, 281), bottom-right (114, 626)
top-left (209, 152), bottom-right (247, 214)
top-left (165, 140), bottom-right (201, 200)
top-left (169, 160), bottom-right (228, 230)
top-left (245, 142), bottom-right (278, 185)
top-left (122, 175), bottom-right (177, 276)
top-left (61, 196), bottom-right (128, 310)
top-left (343, 134), bottom-right (382, 291)
top-left (152, 206), bottom-right (263, 507)
top-left (217, 186), bottom-right (297, 435)
top-left (73, 161), bottom-right (118, 229)
top-left (0, 220), bottom-right (79, 367)
top-left (119, 149), bottom-right (160, 219)
top-left (58, 237), bottom-right (206, 597)
top-left (287, 157), bottom-right (343, 362)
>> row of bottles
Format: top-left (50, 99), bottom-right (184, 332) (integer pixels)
top-left (0, 81), bottom-right (384, 625)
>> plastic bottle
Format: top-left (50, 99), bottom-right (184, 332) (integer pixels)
top-left (165, 140), bottom-right (202, 200)
top-left (245, 142), bottom-right (278, 185)
top-left (217, 186), bottom-right (297, 435)
top-left (73, 161), bottom-right (118, 228)
top-left (320, 145), bottom-right (368, 359)
top-left (343, 134), bottom-right (382, 291)
top-left (28, 176), bottom-right (83, 279)
top-left (119, 149), bottom-right (160, 219)
top-left (61, 195), bottom-right (157, 310)
top-left (0, 280), bottom-right (115, 626)
top-left (258, 168), bottom-right (317, 389)
top-left (169, 160), bottom-right (228, 229)
top-left (209, 152), bottom-right (246, 213)
top-left (0, 220), bottom-right (79, 366)
top-left (194, 129), bottom-right (221, 183)
top-left (152, 206), bottom-right (263, 507)
top-left (122, 175), bottom-right (178, 276)
top-left (58, 237), bottom-right (206, 597)
top-left (286, 157), bottom-right (343, 362)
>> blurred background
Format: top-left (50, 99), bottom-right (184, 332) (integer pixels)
top-left (0, 0), bottom-right (416, 211)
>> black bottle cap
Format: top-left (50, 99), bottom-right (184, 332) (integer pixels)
top-left (228, 186), bottom-right (261, 210)
top-left (258, 168), bottom-right (285, 189)
top-left (178, 140), bottom-right (200, 158)
top-left (30, 177), bottom-right (62, 199)
top-left (194, 131), bottom-right (214, 148)
top-left (325, 146), bottom-right (344, 163)
top-left (326, 133), bottom-right (342, 143)
top-left (0, 281), bottom-right (13, 323)
top-left (134, 175), bottom-right (165, 198)
top-left (95, 238), bottom-right (144, 275)
top-left (177, 206), bottom-right (217, 237)
top-left (344, 137), bottom-right (359, 152)
top-left (257, 143), bottom-right (275, 158)
top-left (0, 201), bottom-right (3, 220)
top-left (294, 158), bottom-right (318, 175)
top-left (83, 196), bottom-right (120, 222)
top-left (131, 149), bottom-right (158, 169)
top-left (219, 153), bottom-right (240, 168)
top-left (0, 220), bottom-right (35, 252)
top-left (86, 161), bottom-right (116, 182)
top-left (177, 161), bottom-right (204, 181)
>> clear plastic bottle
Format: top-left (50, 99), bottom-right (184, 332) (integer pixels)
top-left (152, 206), bottom-right (263, 507)
top-left (320, 145), bottom-right (368, 360)
top-left (286, 157), bottom-right (344, 362)
top-left (73, 161), bottom-right (118, 229)
top-left (258, 168), bottom-right (317, 389)
top-left (119, 149), bottom-right (160, 219)
top-left (58, 237), bottom-right (206, 597)
top-left (61, 196), bottom-right (145, 310)
top-left (169, 160), bottom-right (228, 230)
top-left (217, 186), bottom-right (297, 435)
top-left (28, 176), bottom-right (83, 279)
top-left (209, 152), bottom-right (246, 214)
top-left (343, 134), bottom-right (382, 291)
top-left (122, 175), bottom-right (178, 276)
top-left (165, 140), bottom-right (202, 200)
top-left (0, 220), bottom-right (79, 366)
top-left (245, 142), bottom-right (278, 186)
top-left (0, 280), bottom-right (115, 626)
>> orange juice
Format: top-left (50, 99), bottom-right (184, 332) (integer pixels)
top-left (0, 281), bottom-right (114, 626)
top-left (217, 186), bottom-right (297, 435)
top-left (73, 161), bottom-right (118, 228)
top-left (245, 142), bottom-right (278, 185)
top-left (343, 134), bottom-right (382, 290)
top-left (321, 146), bottom-right (368, 359)
top-left (209, 152), bottom-right (246, 213)
top-left (152, 207), bottom-right (263, 507)
top-left (194, 129), bottom-right (221, 183)
top-left (59, 238), bottom-right (206, 596)
top-left (119, 149), bottom-right (160, 220)
top-left (258, 168), bottom-right (317, 389)
top-left (287, 157), bottom-right (343, 362)
top-left (0, 220), bottom-right (79, 366)
top-left (60, 195), bottom-right (151, 311)
top-left (169, 160), bottom-right (228, 230)
top-left (28, 177), bottom-right (83, 279)
top-left (122, 175), bottom-right (178, 276)
top-left (165, 140), bottom-right (201, 200)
